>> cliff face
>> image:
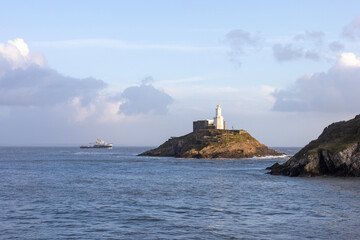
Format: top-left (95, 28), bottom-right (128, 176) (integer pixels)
top-left (139, 129), bottom-right (280, 159)
top-left (267, 115), bottom-right (360, 177)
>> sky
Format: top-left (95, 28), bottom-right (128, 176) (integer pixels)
top-left (1, 0), bottom-right (360, 146)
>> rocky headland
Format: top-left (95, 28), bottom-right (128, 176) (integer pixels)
top-left (267, 115), bottom-right (360, 177)
top-left (139, 129), bottom-right (281, 158)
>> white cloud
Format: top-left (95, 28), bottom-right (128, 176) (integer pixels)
top-left (69, 94), bottom-right (126, 123)
top-left (336, 52), bottom-right (360, 67)
top-left (273, 52), bottom-right (360, 113)
top-left (0, 38), bottom-right (46, 73)
top-left (70, 96), bottom-right (97, 122)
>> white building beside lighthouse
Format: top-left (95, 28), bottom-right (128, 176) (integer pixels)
top-left (193, 104), bottom-right (226, 132)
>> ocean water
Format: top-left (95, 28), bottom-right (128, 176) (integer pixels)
top-left (0, 147), bottom-right (359, 240)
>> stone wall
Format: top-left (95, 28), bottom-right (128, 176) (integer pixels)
top-left (193, 120), bottom-right (215, 132)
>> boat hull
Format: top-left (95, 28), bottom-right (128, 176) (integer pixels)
top-left (80, 138), bottom-right (113, 149)
top-left (80, 145), bottom-right (112, 149)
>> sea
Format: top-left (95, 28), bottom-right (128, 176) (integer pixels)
top-left (0, 147), bottom-right (359, 240)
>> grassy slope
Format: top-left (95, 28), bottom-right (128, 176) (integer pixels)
top-left (140, 129), bottom-right (279, 158)
top-left (295, 115), bottom-right (360, 158)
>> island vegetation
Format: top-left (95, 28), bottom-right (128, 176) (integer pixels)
top-left (267, 114), bottom-right (360, 177)
top-left (139, 129), bottom-right (281, 159)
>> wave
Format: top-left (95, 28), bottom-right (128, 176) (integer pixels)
top-left (251, 154), bottom-right (291, 159)
top-left (74, 151), bottom-right (116, 155)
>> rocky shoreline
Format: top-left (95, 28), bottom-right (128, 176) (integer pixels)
top-left (267, 115), bottom-right (360, 177)
top-left (139, 129), bottom-right (281, 159)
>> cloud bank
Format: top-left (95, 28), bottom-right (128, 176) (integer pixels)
top-left (273, 52), bottom-right (360, 113)
top-left (0, 38), bottom-right (106, 107)
top-left (118, 78), bottom-right (173, 115)
top-left (0, 38), bottom-right (174, 125)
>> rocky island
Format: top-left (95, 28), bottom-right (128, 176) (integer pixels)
top-left (139, 105), bottom-right (281, 159)
top-left (267, 114), bottom-right (360, 177)
top-left (139, 129), bottom-right (280, 158)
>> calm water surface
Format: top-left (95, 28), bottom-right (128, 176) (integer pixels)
top-left (0, 147), bottom-right (359, 239)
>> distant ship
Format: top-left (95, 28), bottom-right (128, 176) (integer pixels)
top-left (80, 138), bottom-right (113, 149)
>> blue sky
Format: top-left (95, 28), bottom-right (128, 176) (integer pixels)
top-left (1, 1), bottom-right (360, 146)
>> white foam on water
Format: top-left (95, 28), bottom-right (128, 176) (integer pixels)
top-left (251, 154), bottom-right (291, 159)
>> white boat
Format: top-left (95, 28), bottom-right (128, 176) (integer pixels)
top-left (80, 138), bottom-right (113, 149)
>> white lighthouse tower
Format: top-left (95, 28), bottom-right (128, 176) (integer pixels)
top-left (214, 104), bottom-right (225, 130)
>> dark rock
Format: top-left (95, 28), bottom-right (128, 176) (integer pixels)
top-left (268, 115), bottom-right (360, 177)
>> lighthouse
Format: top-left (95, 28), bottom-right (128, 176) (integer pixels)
top-left (192, 104), bottom-right (226, 132)
top-left (214, 104), bottom-right (225, 130)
